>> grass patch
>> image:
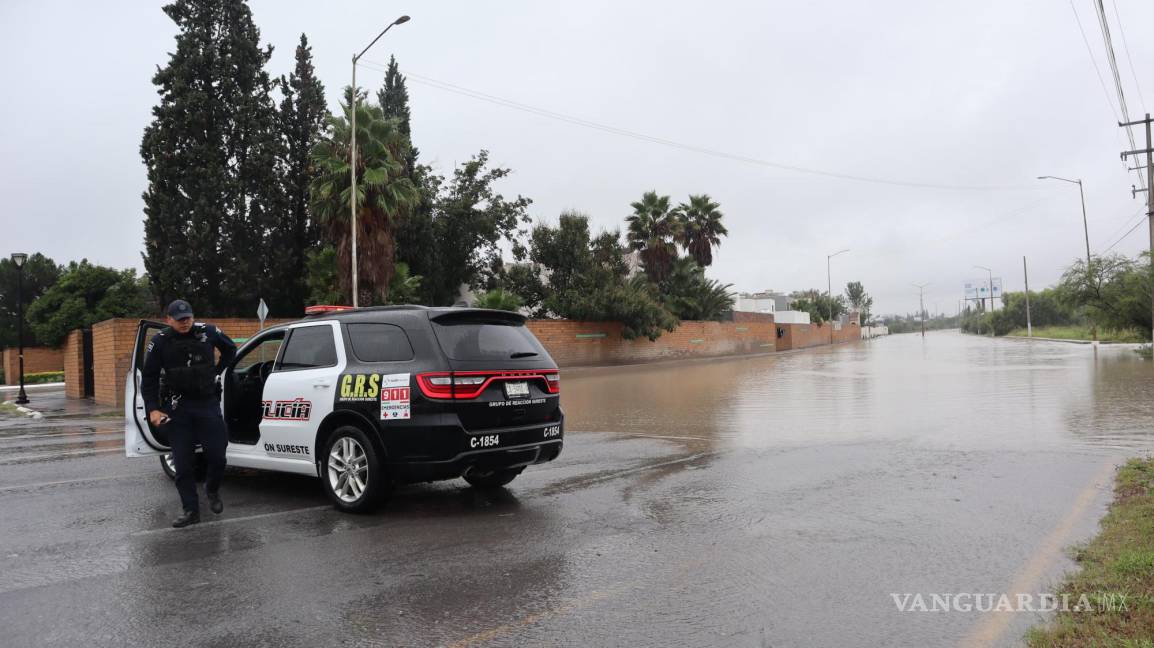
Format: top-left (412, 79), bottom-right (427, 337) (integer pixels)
top-left (19, 371), bottom-right (63, 385)
top-left (1137, 346), bottom-right (1152, 360)
top-left (1006, 326), bottom-right (1147, 343)
top-left (1027, 458), bottom-right (1154, 646)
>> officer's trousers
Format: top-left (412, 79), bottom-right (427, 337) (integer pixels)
top-left (166, 397), bottom-right (227, 514)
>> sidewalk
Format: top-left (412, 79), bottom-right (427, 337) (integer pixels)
top-left (0, 386), bottom-right (121, 420)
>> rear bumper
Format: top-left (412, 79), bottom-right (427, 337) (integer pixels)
top-left (390, 439), bottom-right (563, 483)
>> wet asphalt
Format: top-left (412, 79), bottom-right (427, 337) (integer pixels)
top-left (1, 332), bottom-right (1151, 647)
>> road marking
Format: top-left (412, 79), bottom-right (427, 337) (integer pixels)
top-left (958, 459), bottom-right (1117, 648)
top-left (130, 504), bottom-right (331, 536)
top-left (0, 472), bottom-right (154, 494)
top-left (0, 447), bottom-right (123, 463)
top-left (626, 433), bottom-right (712, 442)
top-left (1, 430), bottom-right (118, 441)
top-left (446, 588), bottom-right (618, 648)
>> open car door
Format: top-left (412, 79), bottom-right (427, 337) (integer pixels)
top-left (124, 319), bottom-right (171, 457)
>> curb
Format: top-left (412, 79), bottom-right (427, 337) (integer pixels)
top-left (1, 401), bottom-right (44, 420)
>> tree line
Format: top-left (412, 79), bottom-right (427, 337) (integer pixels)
top-left (961, 251), bottom-right (1151, 339)
top-left (0, 0), bottom-right (738, 349)
top-left (137, 0), bottom-right (735, 335)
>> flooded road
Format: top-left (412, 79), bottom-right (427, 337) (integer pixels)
top-left (1, 332), bottom-right (1151, 647)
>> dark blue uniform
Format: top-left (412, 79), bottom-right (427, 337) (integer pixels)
top-left (141, 323), bottom-right (236, 514)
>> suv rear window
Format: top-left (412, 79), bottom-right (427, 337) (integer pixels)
top-left (347, 323), bottom-right (414, 362)
top-left (432, 320), bottom-right (547, 361)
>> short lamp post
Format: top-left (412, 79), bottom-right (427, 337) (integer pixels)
top-left (10, 252), bottom-right (29, 405)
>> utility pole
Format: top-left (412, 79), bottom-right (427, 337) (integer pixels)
top-left (913, 283), bottom-right (929, 337)
top-left (1120, 113), bottom-right (1154, 350)
top-left (1023, 256), bottom-right (1032, 338)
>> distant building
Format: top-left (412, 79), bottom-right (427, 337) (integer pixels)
top-left (735, 290), bottom-right (792, 314)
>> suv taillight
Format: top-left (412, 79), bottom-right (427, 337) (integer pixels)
top-left (416, 371), bottom-right (560, 400)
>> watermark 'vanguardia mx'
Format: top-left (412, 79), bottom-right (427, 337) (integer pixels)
top-left (891, 592), bottom-right (1128, 613)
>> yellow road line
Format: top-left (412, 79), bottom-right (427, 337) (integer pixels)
top-left (958, 459), bottom-right (1118, 648)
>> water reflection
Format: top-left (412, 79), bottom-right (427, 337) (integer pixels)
top-left (562, 332), bottom-right (1154, 453)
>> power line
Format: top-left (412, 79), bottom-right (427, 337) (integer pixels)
top-left (1096, 206), bottom-right (1146, 249)
top-left (1070, 0), bottom-right (1121, 121)
top-left (1102, 212), bottom-right (1147, 253)
top-left (1110, 0), bottom-right (1147, 115)
top-left (358, 59), bottom-right (1040, 193)
top-left (1094, 0), bottom-right (1147, 190)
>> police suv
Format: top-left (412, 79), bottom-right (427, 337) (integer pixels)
top-left (124, 306), bottom-right (564, 512)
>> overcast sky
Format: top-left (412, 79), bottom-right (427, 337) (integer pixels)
top-left (2, 0), bottom-right (1152, 316)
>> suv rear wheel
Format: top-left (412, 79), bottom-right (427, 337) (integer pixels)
top-left (463, 467), bottom-right (522, 490)
top-left (322, 426), bottom-right (390, 513)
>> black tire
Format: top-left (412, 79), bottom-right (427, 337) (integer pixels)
top-left (321, 426), bottom-right (390, 513)
top-left (463, 467), bottom-right (522, 490)
top-left (159, 453), bottom-right (176, 480)
top-left (159, 451), bottom-right (207, 482)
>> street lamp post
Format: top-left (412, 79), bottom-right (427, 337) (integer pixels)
top-left (10, 253), bottom-right (29, 405)
top-left (827, 249), bottom-right (849, 344)
top-left (1037, 175), bottom-right (1097, 344)
top-left (350, 15), bottom-right (410, 308)
top-left (974, 265), bottom-right (994, 338)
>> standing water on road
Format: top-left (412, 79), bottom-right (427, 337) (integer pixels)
top-left (563, 330), bottom-right (1154, 454)
top-left (2, 331), bottom-right (1152, 648)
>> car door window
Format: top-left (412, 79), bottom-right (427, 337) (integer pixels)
top-left (277, 325), bottom-right (337, 371)
top-left (234, 335), bottom-right (284, 373)
top-left (347, 323), bottom-right (414, 362)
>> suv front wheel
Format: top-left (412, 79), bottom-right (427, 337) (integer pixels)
top-left (322, 426), bottom-right (389, 513)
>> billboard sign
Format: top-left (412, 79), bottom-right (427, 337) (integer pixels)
top-left (964, 278), bottom-right (1002, 300)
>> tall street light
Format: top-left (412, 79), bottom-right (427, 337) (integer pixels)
top-left (827, 249), bottom-right (849, 344)
top-left (974, 265), bottom-right (995, 338)
top-left (350, 15), bottom-right (410, 308)
top-left (1037, 175), bottom-right (1097, 344)
top-left (10, 253), bottom-right (29, 405)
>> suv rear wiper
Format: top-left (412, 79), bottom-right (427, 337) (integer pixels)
top-left (510, 351), bottom-right (539, 359)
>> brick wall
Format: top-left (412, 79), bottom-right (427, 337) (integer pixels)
top-left (526, 319), bottom-right (776, 367)
top-left (92, 319), bottom-right (140, 406)
top-left (85, 314), bottom-right (860, 405)
top-left (63, 330), bottom-right (86, 398)
top-left (90, 318), bottom-right (297, 406)
top-left (775, 321), bottom-right (860, 351)
top-left (2, 346), bottom-right (65, 384)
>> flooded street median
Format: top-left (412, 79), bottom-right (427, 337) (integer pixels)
top-left (1, 331), bottom-right (1151, 647)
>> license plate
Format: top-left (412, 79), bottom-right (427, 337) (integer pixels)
top-left (505, 381), bottom-right (530, 399)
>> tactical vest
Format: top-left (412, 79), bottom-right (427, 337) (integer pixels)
top-left (163, 327), bottom-right (217, 399)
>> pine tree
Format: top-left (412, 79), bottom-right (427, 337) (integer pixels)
top-left (277, 33), bottom-right (329, 314)
top-left (378, 55), bottom-right (435, 303)
top-left (377, 55), bottom-right (418, 168)
top-left (141, 0), bottom-right (285, 316)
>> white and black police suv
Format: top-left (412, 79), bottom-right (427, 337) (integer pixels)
top-left (124, 306), bottom-right (564, 512)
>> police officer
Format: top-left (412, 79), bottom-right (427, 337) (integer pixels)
top-left (141, 299), bottom-right (237, 528)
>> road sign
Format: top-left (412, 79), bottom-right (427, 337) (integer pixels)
top-left (257, 298), bottom-right (268, 330)
top-left (964, 278), bottom-right (1002, 300)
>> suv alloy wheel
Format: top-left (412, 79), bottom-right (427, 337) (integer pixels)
top-left (322, 425), bottom-right (390, 513)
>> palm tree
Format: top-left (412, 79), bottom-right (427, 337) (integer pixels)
top-left (626, 191), bottom-right (680, 283)
top-left (310, 89), bottom-right (420, 304)
top-left (676, 194), bottom-right (727, 267)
